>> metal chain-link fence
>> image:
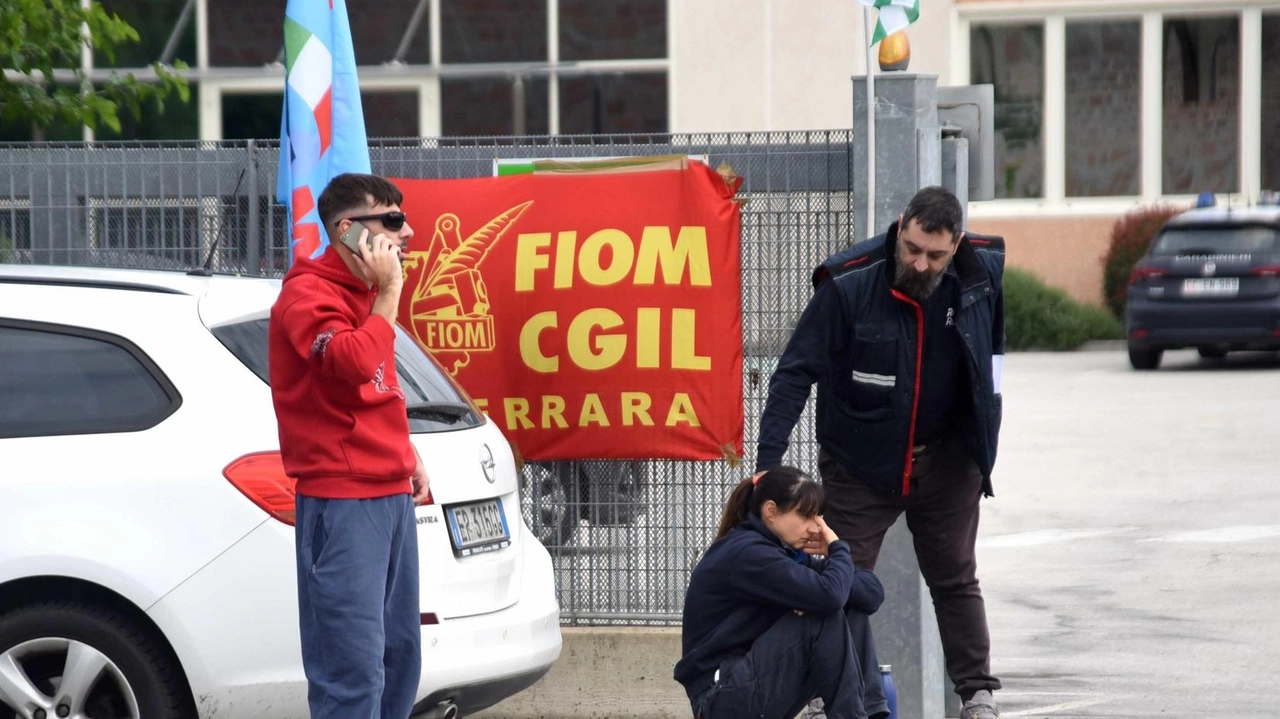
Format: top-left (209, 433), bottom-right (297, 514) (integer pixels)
top-left (0, 133), bottom-right (856, 624)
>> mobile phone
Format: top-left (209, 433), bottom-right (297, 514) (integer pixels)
top-left (338, 220), bottom-right (368, 254)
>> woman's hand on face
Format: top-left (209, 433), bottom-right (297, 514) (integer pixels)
top-left (801, 516), bottom-right (836, 556)
top-left (817, 515), bottom-right (839, 543)
top-left (801, 533), bottom-right (828, 556)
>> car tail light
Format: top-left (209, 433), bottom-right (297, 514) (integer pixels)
top-left (1128, 266), bottom-right (1165, 285)
top-left (1250, 265), bottom-right (1280, 278)
top-left (224, 452), bottom-right (297, 525)
top-left (1132, 329), bottom-right (1149, 339)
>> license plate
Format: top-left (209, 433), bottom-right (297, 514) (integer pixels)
top-left (445, 499), bottom-right (511, 556)
top-left (1182, 278), bottom-right (1239, 297)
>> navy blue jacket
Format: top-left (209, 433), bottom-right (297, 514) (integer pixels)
top-left (673, 513), bottom-right (884, 702)
top-left (755, 222), bottom-right (1006, 497)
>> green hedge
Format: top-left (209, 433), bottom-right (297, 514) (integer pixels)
top-left (1003, 268), bottom-right (1123, 351)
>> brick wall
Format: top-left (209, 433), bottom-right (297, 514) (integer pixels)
top-left (559, 74), bottom-right (668, 134)
top-left (559, 0), bottom-right (666, 60)
top-left (363, 92), bottom-right (420, 138)
top-left (209, 0), bottom-right (429, 66)
top-left (440, 78), bottom-right (549, 137)
top-left (440, 0), bottom-right (546, 63)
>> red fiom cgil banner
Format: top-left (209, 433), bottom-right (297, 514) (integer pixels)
top-left (393, 161), bottom-right (744, 460)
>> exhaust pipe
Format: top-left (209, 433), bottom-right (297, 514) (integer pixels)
top-left (417, 700), bottom-right (458, 719)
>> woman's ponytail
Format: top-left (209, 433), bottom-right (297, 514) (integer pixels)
top-left (714, 476), bottom-right (756, 539)
top-left (713, 466), bottom-right (823, 540)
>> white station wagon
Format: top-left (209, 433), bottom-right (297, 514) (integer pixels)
top-left (0, 264), bottom-right (561, 719)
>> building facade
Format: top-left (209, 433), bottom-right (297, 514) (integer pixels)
top-left (3, 0), bottom-right (1277, 304)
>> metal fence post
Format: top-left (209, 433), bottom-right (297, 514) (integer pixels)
top-left (27, 148), bottom-right (75, 266)
top-left (942, 128), bottom-right (970, 227)
top-left (853, 73), bottom-right (941, 238)
top-left (939, 127), bottom-right (970, 718)
top-left (247, 140), bottom-right (261, 276)
top-left (852, 72), bottom-right (950, 719)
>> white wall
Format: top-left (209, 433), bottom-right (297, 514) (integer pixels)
top-left (911, 0), bottom-right (955, 86)
top-left (670, 0), bottom-right (954, 133)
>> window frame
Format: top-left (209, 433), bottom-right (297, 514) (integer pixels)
top-left (71, 0), bottom-right (672, 140)
top-left (955, 0), bottom-right (1272, 218)
top-left (195, 0), bottom-right (670, 140)
top-left (0, 318), bottom-right (184, 439)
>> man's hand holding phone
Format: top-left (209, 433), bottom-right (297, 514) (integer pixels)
top-left (356, 229), bottom-right (403, 290)
top-left (352, 227), bottom-right (404, 324)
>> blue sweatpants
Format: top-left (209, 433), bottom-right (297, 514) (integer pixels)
top-left (295, 493), bottom-right (422, 719)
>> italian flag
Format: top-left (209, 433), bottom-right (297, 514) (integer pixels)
top-left (861, 0), bottom-right (920, 45)
top-left (276, 0), bottom-right (370, 262)
top-left (284, 17), bottom-right (334, 158)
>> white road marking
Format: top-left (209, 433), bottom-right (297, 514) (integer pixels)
top-left (1002, 697), bottom-right (1115, 716)
top-left (997, 692), bottom-right (1108, 697)
top-left (1141, 525), bottom-right (1280, 543)
top-left (978, 528), bottom-right (1134, 548)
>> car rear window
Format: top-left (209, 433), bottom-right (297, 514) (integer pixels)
top-left (0, 322), bottom-right (181, 439)
top-left (211, 319), bottom-right (483, 433)
top-left (1151, 226), bottom-right (1280, 255)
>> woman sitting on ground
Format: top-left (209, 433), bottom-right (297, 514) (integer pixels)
top-left (674, 466), bottom-right (889, 719)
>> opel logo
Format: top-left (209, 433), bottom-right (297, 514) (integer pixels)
top-left (1202, 261), bottom-right (1216, 277)
top-left (480, 444), bottom-right (496, 483)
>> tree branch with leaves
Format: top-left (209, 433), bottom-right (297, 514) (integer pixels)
top-left (0, 0), bottom-right (190, 137)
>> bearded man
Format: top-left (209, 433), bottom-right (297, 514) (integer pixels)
top-left (755, 186), bottom-right (1006, 719)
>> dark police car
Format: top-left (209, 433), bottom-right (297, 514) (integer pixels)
top-left (1126, 196), bottom-right (1280, 370)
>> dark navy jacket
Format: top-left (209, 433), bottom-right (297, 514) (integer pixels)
top-left (755, 222), bottom-right (1006, 497)
top-left (673, 513), bottom-right (884, 703)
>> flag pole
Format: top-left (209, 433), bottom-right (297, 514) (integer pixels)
top-left (863, 6), bottom-right (877, 240)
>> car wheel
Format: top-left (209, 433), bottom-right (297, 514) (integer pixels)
top-left (1197, 346), bottom-right (1228, 359)
top-left (0, 601), bottom-right (193, 719)
top-left (1128, 346), bottom-right (1162, 370)
top-left (519, 462), bottom-right (579, 545)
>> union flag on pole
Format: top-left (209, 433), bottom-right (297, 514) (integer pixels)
top-left (277, 0), bottom-right (370, 263)
top-left (860, 0), bottom-right (920, 45)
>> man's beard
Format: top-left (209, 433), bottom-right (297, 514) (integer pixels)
top-left (894, 261), bottom-right (946, 301)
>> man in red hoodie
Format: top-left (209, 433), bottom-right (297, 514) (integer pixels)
top-left (268, 172), bottom-right (431, 719)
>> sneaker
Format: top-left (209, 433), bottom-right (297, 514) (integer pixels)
top-left (960, 690), bottom-right (1000, 719)
top-left (796, 698), bottom-right (826, 719)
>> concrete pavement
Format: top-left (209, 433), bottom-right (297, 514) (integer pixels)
top-left (474, 349), bottom-right (1280, 719)
top-left (981, 349), bottom-right (1280, 718)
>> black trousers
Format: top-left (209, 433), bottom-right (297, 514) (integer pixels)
top-left (819, 435), bottom-right (1002, 699)
top-left (695, 608), bottom-right (889, 719)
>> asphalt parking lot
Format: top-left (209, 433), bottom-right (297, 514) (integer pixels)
top-left (979, 349), bottom-right (1280, 718)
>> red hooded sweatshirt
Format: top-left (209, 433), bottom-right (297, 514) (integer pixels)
top-left (268, 247), bottom-right (415, 499)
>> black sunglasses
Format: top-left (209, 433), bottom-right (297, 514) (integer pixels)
top-left (344, 211), bottom-right (407, 231)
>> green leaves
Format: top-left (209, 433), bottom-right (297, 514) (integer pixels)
top-left (0, 0), bottom-right (189, 135)
top-left (1004, 268), bottom-right (1124, 351)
